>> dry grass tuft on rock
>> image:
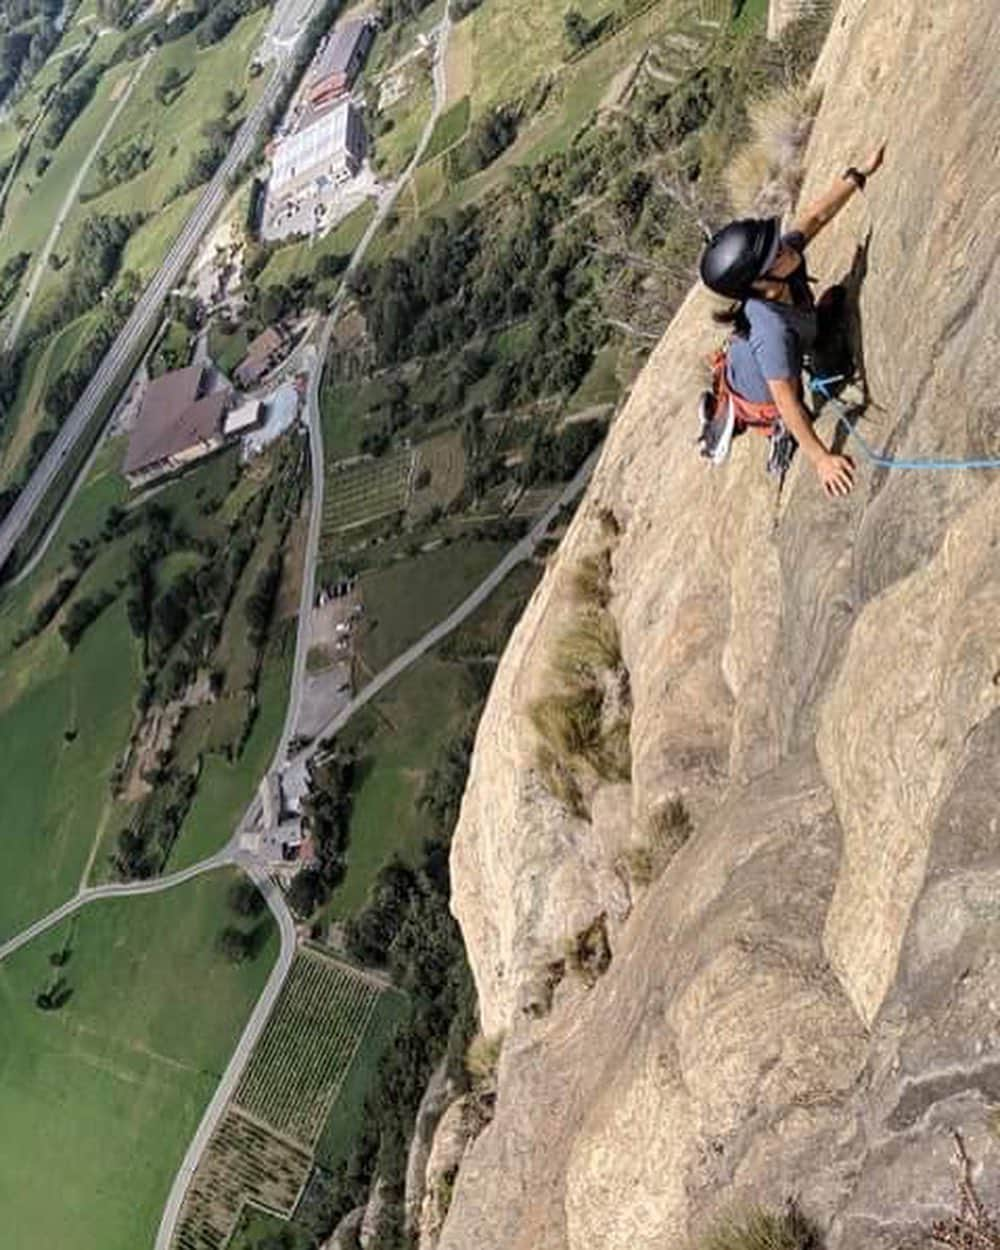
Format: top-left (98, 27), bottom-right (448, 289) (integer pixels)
top-left (530, 538), bottom-right (632, 813)
top-left (571, 548), bottom-right (613, 609)
top-left (535, 744), bottom-right (588, 819)
top-left (726, 82), bottom-right (822, 219)
top-left (463, 1033), bottom-right (504, 1141)
top-left (552, 611), bottom-right (621, 679)
top-left (694, 1202), bottom-right (821, 1250)
top-left (565, 913), bottom-right (612, 988)
top-left (621, 797), bottom-right (693, 888)
top-left (465, 1032), bottom-right (504, 1084)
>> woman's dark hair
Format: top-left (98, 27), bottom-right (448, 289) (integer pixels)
top-left (712, 300), bottom-right (750, 338)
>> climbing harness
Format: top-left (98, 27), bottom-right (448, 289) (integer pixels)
top-left (809, 374), bottom-right (1000, 471)
top-left (698, 344), bottom-right (793, 476)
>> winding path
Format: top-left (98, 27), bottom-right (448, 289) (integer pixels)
top-left (0, 848), bottom-right (234, 964)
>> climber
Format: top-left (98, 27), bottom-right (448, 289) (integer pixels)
top-left (697, 143), bottom-right (886, 497)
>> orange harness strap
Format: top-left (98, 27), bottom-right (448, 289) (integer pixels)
top-left (708, 346), bottom-right (781, 436)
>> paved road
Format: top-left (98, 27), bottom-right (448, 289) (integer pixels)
top-left (0, 848), bottom-right (234, 962)
top-left (152, 862), bottom-right (297, 1250)
top-left (0, 0), bottom-right (314, 577)
top-left (269, 4), bottom-right (454, 770)
top-left (296, 448), bottom-right (598, 763)
top-left (3, 53), bottom-right (153, 351)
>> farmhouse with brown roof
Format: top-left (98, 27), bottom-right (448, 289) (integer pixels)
top-left (123, 365), bottom-right (227, 488)
top-left (234, 325), bottom-right (289, 388)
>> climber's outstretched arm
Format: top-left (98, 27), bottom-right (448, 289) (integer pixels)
top-left (791, 143), bottom-right (886, 242)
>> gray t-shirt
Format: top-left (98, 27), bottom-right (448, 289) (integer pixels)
top-left (725, 230), bottom-right (817, 404)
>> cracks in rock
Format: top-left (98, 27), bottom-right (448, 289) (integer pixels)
top-left (887, 1061), bottom-right (1000, 1133)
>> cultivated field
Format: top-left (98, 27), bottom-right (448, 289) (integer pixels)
top-left (408, 428), bottom-right (467, 517)
top-left (172, 1108), bottom-right (312, 1250)
top-left (322, 446), bottom-right (414, 539)
top-left (233, 948), bottom-right (384, 1148)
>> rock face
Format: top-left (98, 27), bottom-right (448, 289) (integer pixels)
top-left (443, 0), bottom-right (1000, 1246)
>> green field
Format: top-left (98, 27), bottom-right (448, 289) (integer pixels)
top-left (0, 53), bottom-right (129, 273)
top-left (568, 341), bottom-right (623, 409)
top-left (256, 200), bottom-right (376, 289)
top-left (323, 557), bottom-right (540, 918)
top-left (315, 983), bottom-right (407, 1169)
top-left (0, 308), bottom-right (100, 491)
top-left (228, 1206), bottom-right (315, 1250)
top-left (23, 8), bottom-right (270, 329)
top-left (0, 598), bottom-right (139, 941)
top-left (358, 538), bottom-right (507, 672)
top-left (167, 624), bottom-right (295, 872)
top-left (209, 322), bottom-right (250, 375)
top-left (0, 868), bottom-right (277, 1250)
top-left (373, 55), bottom-right (435, 178)
top-left (419, 94), bottom-right (470, 164)
top-left (325, 656), bottom-right (468, 917)
top-left (0, 436), bottom-right (128, 652)
top-left (319, 374), bottom-right (399, 462)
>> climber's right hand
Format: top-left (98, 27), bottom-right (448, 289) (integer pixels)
top-left (815, 451), bottom-right (855, 498)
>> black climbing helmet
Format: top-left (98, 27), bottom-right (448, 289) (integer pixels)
top-left (699, 217), bottom-right (781, 299)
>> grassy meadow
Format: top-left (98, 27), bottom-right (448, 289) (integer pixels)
top-left (0, 868), bottom-right (277, 1250)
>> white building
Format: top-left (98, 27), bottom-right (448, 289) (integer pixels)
top-left (223, 399), bottom-right (264, 437)
top-left (270, 100), bottom-right (365, 201)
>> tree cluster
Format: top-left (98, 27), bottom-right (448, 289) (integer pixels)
top-left (113, 769), bottom-right (197, 878)
top-left (85, 137), bottom-right (154, 200)
top-left (174, 111), bottom-right (237, 196)
top-left (0, 250), bottom-right (29, 312)
top-left (58, 587), bottom-right (117, 649)
top-left (245, 550), bottom-right (283, 648)
top-left (520, 416), bottom-right (604, 485)
top-left (0, 0), bottom-right (61, 106)
top-left (448, 104), bottom-right (519, 179)
top-left (289, 749), bottom-right (357, 919)
top-left (194, 0), bottom-right (269, 49)
top-left (43, 63), bottom-right (104, 150)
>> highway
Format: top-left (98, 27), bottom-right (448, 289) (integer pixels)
top-left (0, 0), bottom-right (315, 576)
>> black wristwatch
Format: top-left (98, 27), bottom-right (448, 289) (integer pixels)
top-left (842, 166), bottom-right (867, 191)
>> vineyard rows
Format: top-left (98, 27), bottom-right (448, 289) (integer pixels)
top-left (233, 950), bottom-right (382, 1148)
top-left (172, 1108), bottom-right (311, 1250)
top-left (322, 448), bottom-right (414, 536)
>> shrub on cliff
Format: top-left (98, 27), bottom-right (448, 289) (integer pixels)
top-left (695, 1203), bottom-right (820, 1250)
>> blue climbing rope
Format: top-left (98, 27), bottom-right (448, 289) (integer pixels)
top-left (808, 374), bottom-right (1000, 471)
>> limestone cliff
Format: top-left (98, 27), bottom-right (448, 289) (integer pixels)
top-left (441, 0), bottom-right (1000, 1245)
